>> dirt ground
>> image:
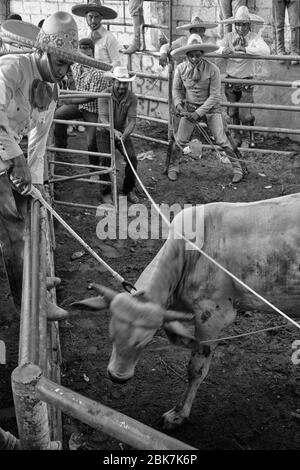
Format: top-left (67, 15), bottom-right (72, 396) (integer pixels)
top-left (1, 122), bottom-right (300, 451)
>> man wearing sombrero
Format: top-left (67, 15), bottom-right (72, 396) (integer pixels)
top-left (159, 15), bottom-right (218, 68)
top-left (168, 35), bottom-right (244, 184)
top-left (72, 0), bottom-right (120, 66)
top-left (217, 1), bottom-right (247, 35)
top-left (219, 6), bottom-right (270, 148)
top-left (0, 11), bottom-right (111, 308)
top-left (97, 66), bottom-right (139, 204)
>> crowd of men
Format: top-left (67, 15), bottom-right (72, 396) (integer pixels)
top-left (0, 0), bottom-right (298, 449)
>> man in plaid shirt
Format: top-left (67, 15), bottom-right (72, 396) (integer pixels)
top-left (54, 38), bottom-right (108, 169)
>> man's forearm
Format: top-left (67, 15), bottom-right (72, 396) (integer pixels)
top-left (122, 119), bottom-right (136, 140)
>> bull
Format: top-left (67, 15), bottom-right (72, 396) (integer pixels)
top-left (51, 193), bottom-right (300, 429)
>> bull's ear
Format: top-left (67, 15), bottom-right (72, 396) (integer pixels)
top-left (163, 310), bottom-right (194, 323)
top-left (163, 320), bottom-right (196, 349)
top-left (70, 295), bottom-right (109, 311)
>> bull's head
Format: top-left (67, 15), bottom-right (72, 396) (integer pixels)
top-left (48, 283), bottom-right (195, 383)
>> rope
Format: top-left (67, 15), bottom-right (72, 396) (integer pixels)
top-left (119, 138), bottom-right (300, 331)
top-left (198, 324), bottom-right (289, 345)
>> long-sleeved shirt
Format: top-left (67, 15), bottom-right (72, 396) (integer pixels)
top-left (70, 63), bottom-right (108, 114)
top-left (0, 53), bottom-right (56, 183)
top-left (217, 31), bottom-right (270, 78)
top-left (173, 58), bottom-right (222, 118)
top-left (89, 25), bottom-right (121, 66)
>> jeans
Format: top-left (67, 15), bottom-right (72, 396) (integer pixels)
top-left (0, 174), bottom-right (27, 308)
top-left (225, 83), bottom-right (254, 124)
top-left (54, 105), bottom-right (99, 166)
top-left (96, 129), bottom-right (137, 195)
top-left (170, 112), bottom-right (242, 175)
top-left (273, 0), bottom-right (300, 53)
top-left (218, 0), bottom-right (247, 34)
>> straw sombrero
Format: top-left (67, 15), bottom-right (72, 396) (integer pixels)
top-left (176, 16), bottom-right (218, 31)
top-left (104, 66), bottom-right (136, 82)
top-left (72, 0), bottom-right (117, 20)
top-left (221, 6), bottom-right (264, 25)
top-left (171, 34), bottom-right (219, 58)
top-left (1, 12), bottom-right (112, 72)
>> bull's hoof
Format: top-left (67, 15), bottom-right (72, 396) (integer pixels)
top-left (161, 408), bottom-right (186, 430)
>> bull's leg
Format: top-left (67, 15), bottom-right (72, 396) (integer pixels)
top-left (162, 298), bottom-right (236, 429)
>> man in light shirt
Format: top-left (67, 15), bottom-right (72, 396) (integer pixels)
top-left (72, 0), bottom-right (120, 66)
top-left (219, 6), bottom-right (270, 147)
top-left (168, 35), bottom-right (244, 184)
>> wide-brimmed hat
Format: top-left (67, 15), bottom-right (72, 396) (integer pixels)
top-left (104, 66), bottom-right (136, 82)
top-left (72, 0), bottom-right (117, 20)
top-left (176, 16), bottom-right (218, 31)
top-left (1, 12), bottom-right (112, 71)
top-left (221, 6), bottom-right (264, 25)
top-left (171, 34), bottom-right (219, 58)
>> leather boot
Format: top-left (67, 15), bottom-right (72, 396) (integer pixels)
top-left (139, 9), bottom-right (146, 51)
top-left (276, 29), bottom-right (286, 63)
top-left (124, 14), bottom-right (142, 55)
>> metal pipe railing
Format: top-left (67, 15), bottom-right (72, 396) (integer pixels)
top-left (30, 201), bottom-right (40, 365)
top-left (36, 371), bottom-right (196, 450)
top-left (47, 146), bottom-right (111, 158)
top-left (208, 52), bottom-right (300, 62)
top-left (19, 209), bottom-right (32, 365)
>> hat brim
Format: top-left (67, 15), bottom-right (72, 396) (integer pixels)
top-left (171, 43), bottom-right (219, 58)
top-left (221, 14), bottom-right (264, 24)
top-left (71, 5), bottom-right (117, 20)
top-left (1, 19), bottom-right (112, 71)
top-left (176, 21), bottom-right (218, 31)
top-left (104, 71), bottom-right (136, 81)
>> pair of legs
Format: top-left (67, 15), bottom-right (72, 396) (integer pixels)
top-left (96, 128), bottom-right (138, 199)
top-left (0, 174), bottom-right (27, 310)
top-left (54, 105), bottom-right (99, 166)
top-left (218, 0), bottom-right (247, 35)
top-left (225, 82), bottom-right (255, 147)
top-left (168, 112), bottom-right (243, 182)
top-left (273, 0), bottom-right (300, 55)
top-left (124, 0), bottom-right (145, 54)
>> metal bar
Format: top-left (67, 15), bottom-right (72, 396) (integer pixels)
top-left (222, 78), bottom-right (300, 88)
top-left (133, 70), bottom-right (168, 81)
top-left (108, 96), bottom-right (118, 211)
top-left (47, 146), bottom-right (111, 158)
top-left (138, 114), bottom-right (168, 124)
top-left (48, 161), bottom-right (106, 169)
top-left (12, 364), bottom-right (51, 450)
top-left (142, 23), bottom-right (169, 30)
top-left (19, 207), bottom-right (32, 366)
top-left (36, 375), bottom-right (196, 450)
top-left (132, 133), bottom-right (169, 145)
top-left (60, 90), bottom-right (111, 98)
top-left (53, 200), bottom-right (101, 210)
top-left (52, 119), bottom-right (109, 128)
top-left (222, 101), bottom-right (300, 112)
top-left (51, 176), bottom-right (111, 185)
top-left (136, 93), bottom-right (168, 103)
top-left (31, 200), bottom-right (40, 365)
top-left (208, 52), bottom-right (300, 61)
top-left (38, 207), bottom-right (48, 374)
top-left (49, 169), bottom-right (111, 183)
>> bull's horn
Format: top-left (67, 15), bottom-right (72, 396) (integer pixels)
top-left (46, 276), bottom-right (61, 290)
top-left (70, 295), bottom-right (108, 311)
top-left (90, 283), bottom-right (119, 302)
top-left (46, 300), bottom-right (70, 321)
top-left (163, 310), bottom-right (194, 322)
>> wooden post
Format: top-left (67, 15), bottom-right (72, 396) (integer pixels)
top-left (11, 363), bottom-right (51, 450)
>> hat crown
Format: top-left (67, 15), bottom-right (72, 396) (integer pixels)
top-left (87, 0), bottom-right (102, 5)
top-left (190, 16), bottom-right (205, 25)
top-left (113, 66), bottom-right (131, 79)
top-left (36, 11), bottom-right (79, 52)
top-left (234, 6), bottom-right (251, 22)
top-left (187, 33), bottom-right (203, 46)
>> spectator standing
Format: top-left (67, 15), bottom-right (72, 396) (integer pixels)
top-left (167, 35), bottom-right (244, 184)
top-left (97, 66), bottom-right (139, 204)
top-left (54, 37), bottom-right (108, 171)
top-left (123, 0), bottom-right (144, 55)
top-left (72, 0), bottom-right (120, 66)
top-left (273, 0), bottom-right (300, 64)
top-left (219, 6), bottom-right (269, 148)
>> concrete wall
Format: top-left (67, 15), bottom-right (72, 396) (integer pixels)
top-left (6, 0), bottom-right (300, 142)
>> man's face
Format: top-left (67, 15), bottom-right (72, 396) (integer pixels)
top-left (113, 79), bottom-right (129, 96)
top-left (80, 46), bottom-right (94, 58)
top-left (186, 50), bottom-right (204, 66)
top-left (48, 54), bottom-right (70, 82)
top-left (235, 22), bottom-right (250, 37)
top-left (189, 27), bottom-right (206, 38)
top-left (86, 11), bottom-right (102, 30)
